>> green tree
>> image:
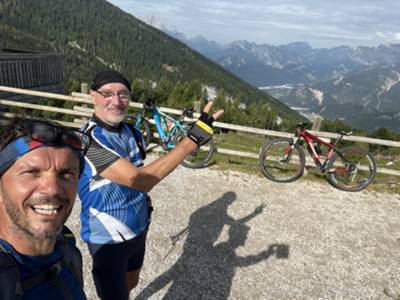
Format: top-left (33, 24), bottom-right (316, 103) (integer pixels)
top-left (64, 79), bottom-right (81, 95)
top-left (153, 78), bottom-right (173, 106)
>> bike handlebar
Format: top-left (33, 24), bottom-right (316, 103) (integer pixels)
top-left (295, 122), bottom-right (352, 136)
top-left (143, 99), bottom-right (193, 119)
top-left (295, 122), bottom-right (312, 130)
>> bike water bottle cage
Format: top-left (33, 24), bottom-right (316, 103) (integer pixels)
top-left (188, 112), bottom-right (214, 146)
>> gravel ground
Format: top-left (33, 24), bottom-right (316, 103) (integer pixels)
top-left (67, 155), bottom-right (400, 300)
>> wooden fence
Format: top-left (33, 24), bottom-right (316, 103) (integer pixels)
top-left (1, 85), bottom-right (399, 177)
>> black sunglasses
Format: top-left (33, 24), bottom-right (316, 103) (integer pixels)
top-left (2, 120), bottom-right (90, 154)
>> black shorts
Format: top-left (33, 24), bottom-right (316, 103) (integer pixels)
top-left (88, 230), bottom-right (147, 300)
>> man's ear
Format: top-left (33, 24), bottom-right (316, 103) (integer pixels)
top-left (90, 91), bottom-right (98, 106)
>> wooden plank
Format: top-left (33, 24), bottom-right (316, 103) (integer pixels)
top-left (71, 92), bottom-right (91, 99)
top-left (73, 106), bottom-right (93, 113)
top-left (0, 85), bottom-right (92, 104)
top-left (0, 99), bottom-right (89, 117)
top-left (0, 111), bottom-right (80, 128)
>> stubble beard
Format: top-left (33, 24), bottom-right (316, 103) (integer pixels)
top-left (105, 105), bottom-right (128, 126)
top-left (1, 187), bottom-right (71, 241)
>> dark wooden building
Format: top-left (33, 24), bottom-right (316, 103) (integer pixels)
top-left (0, 48), bottom-right (64, 101)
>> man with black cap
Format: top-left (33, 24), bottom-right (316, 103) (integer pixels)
top-left (79, 70), bottom-right (223, 299)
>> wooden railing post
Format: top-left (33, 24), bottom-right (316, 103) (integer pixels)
top-left (81, 83), bottom-right (89, 95)
top-left (311, 116), bottom-right (323, 131)
top-left (193, 100), bottom-right (201, 113)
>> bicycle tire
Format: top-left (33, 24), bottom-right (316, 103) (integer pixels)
top-left (326, 146), bottom-right (376, 192)
top-left (259, 138), bottom-right (305, 183)
top-left (173, 128), bottom-right (215, 169)
top-left (132, 117), bottom-right (152, 150)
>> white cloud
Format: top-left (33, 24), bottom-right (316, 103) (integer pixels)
top-left (376, 31), bottom-right (400, 43)
top-left (108, 0), bottom-right (400, 48)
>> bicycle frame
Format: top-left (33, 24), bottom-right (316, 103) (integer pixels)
top-left (292, 129), bottom-right (340, 172)
top-left (136, 105), bottom-right (187, 150)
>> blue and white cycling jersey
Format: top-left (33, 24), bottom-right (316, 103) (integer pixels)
top-left (78, 115), bottom-right (149, 245)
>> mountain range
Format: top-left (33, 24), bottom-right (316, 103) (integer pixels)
top-left (0, 0), bottom-right (300, 126)
top-left (158, 25), bottom-right (400, 132)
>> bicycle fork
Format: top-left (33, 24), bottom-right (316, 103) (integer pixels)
top-left (281, 143), bottom-right (295, 163)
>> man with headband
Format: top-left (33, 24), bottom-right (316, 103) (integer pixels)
top-left (79, 70), bottom-right (223, 299)
top-left (0, 118), bottom-right (88, 299)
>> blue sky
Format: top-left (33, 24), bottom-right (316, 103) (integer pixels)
top-left (108, 0), bottom-right (400, 48)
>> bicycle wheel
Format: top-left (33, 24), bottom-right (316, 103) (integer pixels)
top-left (173, 129), bottom-right (215, 169)
top-left (259, 138), bottom-right (305, 183)
top-left (132, 117), bottom-right (152, 150)
top-left (326, 146), bottom-right (376, 192)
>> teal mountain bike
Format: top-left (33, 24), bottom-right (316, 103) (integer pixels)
top-left (129, 99), bottom-right (216, 169)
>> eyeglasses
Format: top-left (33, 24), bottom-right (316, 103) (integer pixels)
top-left (1, 120), bottom-right (90, 154)
top-left (94, 89), bottom-right (131, 101)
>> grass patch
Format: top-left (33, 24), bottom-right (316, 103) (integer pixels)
top-left (375, 154), bottom-right (400, 171)
top-left (214, 132), bottom-right (265, 153)
top-left (209, 152), bottom-right (262, 175)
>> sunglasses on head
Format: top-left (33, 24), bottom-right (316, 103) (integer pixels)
top-left (1, 120), bottom-right (90, 154)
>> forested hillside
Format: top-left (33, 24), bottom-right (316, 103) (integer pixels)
top-left (0, 0), bottom-right (302, 129)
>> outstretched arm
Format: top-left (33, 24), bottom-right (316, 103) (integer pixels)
top-left (100, 100), bottom-right (223, 192)
top-left (237, 243), bottom-right (289, 267)
top-left (237, 204), bottom-right (265, 224)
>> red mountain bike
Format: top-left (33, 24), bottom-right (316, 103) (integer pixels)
top-left (259, 122), bottom-right (376, 192)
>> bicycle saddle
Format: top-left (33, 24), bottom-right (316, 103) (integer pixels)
top-left (295, 122), bottom-right (312, 129)
top-left (338, 130), bottom-right (353, 136)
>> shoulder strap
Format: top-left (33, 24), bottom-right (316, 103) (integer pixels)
top-left (127, 123), bottom-right (146, 160)
top-left (22, 259), bottom-right (73, 300)
top-left (0, 243), bottom-right (23, 299)
top-left (57, 226), bottom-right (83, 287)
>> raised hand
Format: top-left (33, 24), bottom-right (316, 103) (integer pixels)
top-left (254, 204), bottom-right (265, 215)
top-left (188, 99), bottom-right (224, 146)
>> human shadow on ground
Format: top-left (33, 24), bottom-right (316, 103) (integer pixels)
top-left (135, 191), bottom-right (289, 300)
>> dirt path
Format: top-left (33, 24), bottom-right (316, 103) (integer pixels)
top-left (67, 161), bottom-right (400, 299)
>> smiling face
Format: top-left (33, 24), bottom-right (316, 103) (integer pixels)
top-left (91, 82), bottom-right (130, 126)
top-left (0, 146), bottom-right (80, 242)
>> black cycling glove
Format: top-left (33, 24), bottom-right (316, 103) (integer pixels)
top-left (187, 111), bottom-right (215, 146)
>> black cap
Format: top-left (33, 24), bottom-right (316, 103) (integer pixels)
top-left (91, 70), bottom-right (131, 91)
